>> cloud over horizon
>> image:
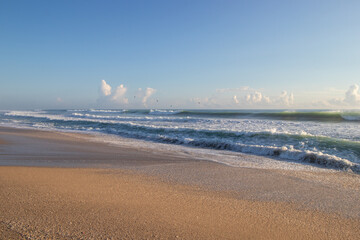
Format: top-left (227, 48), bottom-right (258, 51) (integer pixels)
top-left (98, 80), bottom-right (157, 107)
top-left (327, 84), bottom-right (360, 107)
top-left (141, 87), bottom-right (156, 106)
top-left (232, 90), bottom-right (294, 107)
top-left (100, 80), bottom-right (112, 97)
top-left (98, 80), bottom-right (128, 105)
top-left (96, 81), bottom-right (359, 109)
top-left (345, 84), bottom-right (360, 105)
top-left (244, 91), bottom-right (271, 105)
top-left (279, 91), bottom-right (294, 106)
top-left (112, 84), bottom-right (128, 104)
top-left (233, 95), bottom-right (239, 104)
top-left (191, 87), bottom-right (296, 109)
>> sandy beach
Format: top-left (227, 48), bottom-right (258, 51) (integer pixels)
top-left (1, 127), bottom-right (360, 239)
top-left (3, 0), bottom-right (360, 238)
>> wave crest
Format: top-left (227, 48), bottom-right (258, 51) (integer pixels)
top-left (149, 109), bottom-right (183, 115)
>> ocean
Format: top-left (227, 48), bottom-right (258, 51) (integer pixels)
top-left (1, 109), bottom-right (360, 173)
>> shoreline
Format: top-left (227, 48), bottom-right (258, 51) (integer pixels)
top-left (0, 124), bottom-right (347, 173)
top-left (1, 126), bottom-right (360, 239)
top-left (3, 109), bottom-right (360, 174)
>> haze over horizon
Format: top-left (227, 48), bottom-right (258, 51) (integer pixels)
top-left (1, 0), bottom-right (359, 110)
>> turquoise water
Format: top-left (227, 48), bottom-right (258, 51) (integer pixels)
top-left (1, 109), bottom-right (360, 173)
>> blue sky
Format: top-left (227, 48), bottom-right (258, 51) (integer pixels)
top-left (1, 0), bottom-right (359, 109)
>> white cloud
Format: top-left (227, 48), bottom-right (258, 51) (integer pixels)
top-left (98, 80), bottom-right (128, 106)
top-left (344, 84), bottom-right (360, 105)
top-left (326, 84), bottom-right (360, 107)
top-left (111, 84), bottom-right (128, 104)
top-left (134, 87), bottom-right (157, 107)
top-left (231, 89), bottom-right (294, 107)
top-left (142, 87), bottom-right (156, 105)
top-left (246, 91), bottom-right (261, 103)
top-left (100, 80), bottom-right (112, 96)
top-left (233, 95), bottom-right (239, 104)
top-left (278, 91), bottom-right (294, 106)
top-left (245, 91), bottom-right (271, 105)
top-left (191, 87), bottom-right (296, 108)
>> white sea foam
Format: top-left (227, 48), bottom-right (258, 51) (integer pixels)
top-left (2, 109), bottom-right (360, 173)
top-left (5, 110), bottom-right (360, 141)
top-left (89, 109), bottom-right (127, 113)
top-left (149, 109), bottom-right (182, 115)
top-left (341, 114), bottom-right (360, 121)
top-left (85, 132), bottom-right (334, 172)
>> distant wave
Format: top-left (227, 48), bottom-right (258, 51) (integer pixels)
top-left (174, 110), bottom-right (360, 122)
top-left (340, 113), bottom-right (360, 121)
top-left (70, 112), bottom-right (195, 123)
top-left (61, 109), bottom-right (360, 122)
top-left (106, 109), bottom-right (360, 122)
top-left (4, 110), bottom-right (46, 117)
top-left (89, 109), bottom-right (128, 113)
top-left (149, 109), bottom-right (183, 115)
top-left (260, 111), bottom-right (360, 122)
top-left (3, 110), bottom-right (360, 173)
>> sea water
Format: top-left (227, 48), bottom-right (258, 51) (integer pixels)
top-left (1, 109), bottom-right (359, 173)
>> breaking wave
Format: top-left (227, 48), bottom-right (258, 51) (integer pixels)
top-left (2, 109), bottom-right (360, 173)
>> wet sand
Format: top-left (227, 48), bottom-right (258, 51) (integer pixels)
top-left (0, 127), bottom-right (360, 239)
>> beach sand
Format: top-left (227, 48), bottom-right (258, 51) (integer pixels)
top-left (0, 127), bottom-right (360, 239)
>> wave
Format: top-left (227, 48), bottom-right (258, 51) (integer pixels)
top-left (104, 126), bottom-right (360, 172)
top-left (136, 109), bottom-right (360, 122)
top-left (175, 110), bottom-right (360, 122)
top-left (89, 109), bottom-right (128, 113)
top-left (62, 109), bottom-right (360, 122)
top-left (70, 112), bottom-right (195, 123)
top-left (340, 113), bottom-right (360, 121)
top-left (183, 140), bottom-right (360, 173)
top-left (4, 110), bottom-right (46, 117)
top-left (260, 111), bottom-right (360, 122)
top-left (3, 110), bottom-right (360, 173)
top-left (149, 109), bottom-right (183, 115)
top-left (67, 109), bottom-right (88, 112)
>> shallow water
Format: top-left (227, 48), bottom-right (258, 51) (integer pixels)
top-left (1, 109), bottom-right (359, 173)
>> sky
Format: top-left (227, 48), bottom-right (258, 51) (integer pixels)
top-left (0, 0), bottom-right (359, 109)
